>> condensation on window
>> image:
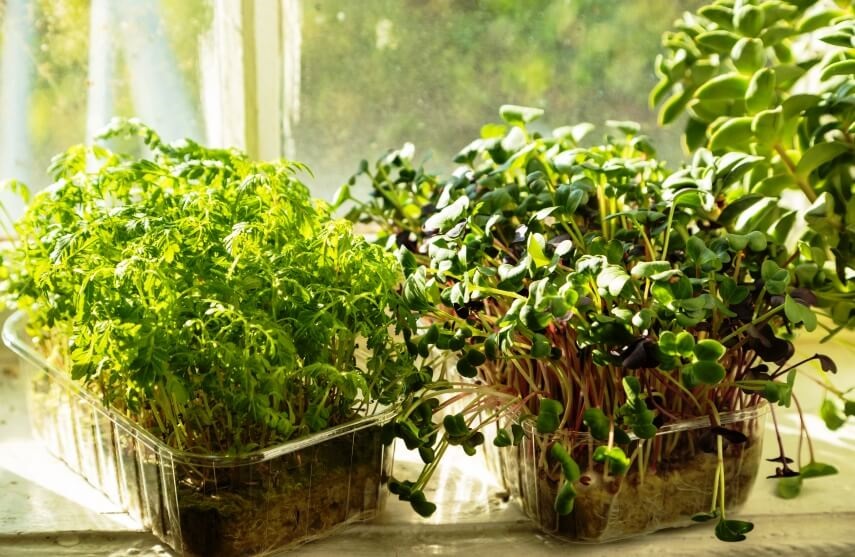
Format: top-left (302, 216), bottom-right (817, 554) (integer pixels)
top-left (0, 0), bottom-right (702, 215)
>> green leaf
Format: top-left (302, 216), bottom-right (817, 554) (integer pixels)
top-left (776, 476), bottom-right (802, 499)
top-left (782, 94), bottom-right (820, 119)
top-left (554, 481), bottom-right (577, 515)
top-left (408, 490), bottom-right (437, 517)
top-left (332, 183), bottom-right (351, 208)
top-left (692, 511), bottom-right (719, 522)
top-left (536, 398), bottom-right (564, 434)
top-left (658, 331), bottom-right (678, 355)
top-left (684, 117), bottom-right (709, 150)
top-left (694, 339), bottom-right (726, 361)
top-left (690, 360), bottom-right (727, 385)
top-left (530, 333), bottom-right (552, 358)
top-left (511, 423), bottom-right (525, 445)
top-left (720, 276), bottom-right (750, 304)
top-left (649, 76), bottom-right (672, 109)
top-left (676, 331), bottom-right (695, 356)
top-left (820, 60), bottom-right (855, 82)
top-left (747, 231), bottom-right (767, 251)
top-left (796, 142), bottom-right (850, 178)
top-left (695, 73), bottom-right (749, 100)
top-left (697, 30), bottom-right (740, 53)
top-left (726, 234), bottom-right (749, 251)
top-left (800, 461), bottom-right (838, 479)
top-left (659, 88), bottom-right (692, 126)
top-left (464, 348), bottom-right (487, 366)
top-left (606, 120), bottom-right (641, 135)
top-left (820, 399), bottom-right (846, 430)
top-left (754, 173), bottom-right (795, 196)
top-left (699, 5), bottom-right (734, 28)
top-left (709, 117), bottom-right (754, 152)
top-left (443, 413), bottom-right (469, 437)
top-left (630, 260), bottom-right (672, 279)
top-left (745, 68), bottom-right (776, 114)
top-left (734, 4), bottom-right (765, 36)
top-left (784, 294), bottom-right (817, 331)
top-left (597, 265), bottom-right (631, 297)
top-left (551, 443), bottom-right (581, 482)
top-left (715, 518), bottom-right (754, 542)
top-left (583, 408), bottom-right (610, 441)
top-left (499, 104), bottom-right (544, 125)
top-left (731, 38), bottom-right (765, 74)
top-left (592, 445), bottom-right (631, 475)
top-left (527, 232), bottom-right (551, 268)
top-left (493, 428), bottom-right (512, 447)
top-left (797, 10), bottom-right (841, 33)
top-left (819, 30), bottom-right (855, 48)
top-left (456, 358), bottom-right (477, 378)
top-left (424, 196), bottom-right (469, 233)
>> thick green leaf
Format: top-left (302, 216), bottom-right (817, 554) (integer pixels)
top-left (709, 117), bottom-right (753, 152)
top-left (695, 73), bottom-right (749, 100)
top-left (698, 30), bottom-right (741, 52)
top-left (732, 38), bottom-right (765, 74)
top-left (734, 4), bottom-right (764, 36)
top-left (754, 173), bottom-right (795, 195)
top-left (820, 60), bottom-right (855, 81)
top-left (745, 68), bottom-right (776, 114)
top-left (659, 88), bottom-right (693, 126)
top-left (500, 105), bottom-right (544, 125)
top-left (796, 142), bottom-right (850, 178)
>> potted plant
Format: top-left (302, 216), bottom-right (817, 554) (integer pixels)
top-left (0, 119), bottom-right (419, 556)
top-left (340, 104), bottom-right (854, 542)
top-left (650, 0), bottom-right (855, 336)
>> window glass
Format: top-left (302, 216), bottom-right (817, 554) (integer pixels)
top-left (0, 0), bottom-right (701, 212)
top-left (296, 0), bottom-right (703, 196)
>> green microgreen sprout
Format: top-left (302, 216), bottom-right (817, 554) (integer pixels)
top-left (1, 118), bottom-right (420, 455)
top-left (343, 103), bottom-right (853, 541)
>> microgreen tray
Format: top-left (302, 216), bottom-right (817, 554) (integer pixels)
top-left (3, 311), bottom-right (395, 556)
top-left (496, 404), bottom-right (768, 543)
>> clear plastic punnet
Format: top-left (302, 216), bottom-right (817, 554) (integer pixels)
top-left (497, 404), bottom-right (767, 543)
top-left (3, 311), bottom-right (394, 556)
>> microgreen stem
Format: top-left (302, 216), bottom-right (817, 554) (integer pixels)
top-left (721, 305), bottom-right (785, 344)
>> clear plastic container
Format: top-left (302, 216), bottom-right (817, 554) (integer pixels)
top-left (3, 311), bottom-right (394, 556)
top-left (497, 404), bottom-right (767, 543)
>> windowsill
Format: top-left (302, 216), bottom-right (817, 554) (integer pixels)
top-left (1, 334), bottom-right (853, 556)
